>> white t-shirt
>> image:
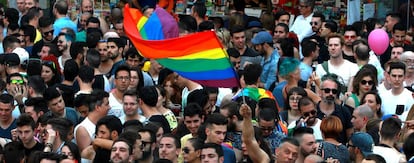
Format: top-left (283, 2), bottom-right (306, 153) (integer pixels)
top-left (290, 13), bottom-right (313, 42)
top-left (380, 88), bottom-right (414, 119)
top-left (287, 118), bottom-right (323, 141)
top-left (108, 92), bottom-right (124, 117)
top-left (315, 59), bottom-right (359, 86)
top-left (373, 146), bottom-right (406, 163)
top-left (74, 117), bottom-right (95, 141)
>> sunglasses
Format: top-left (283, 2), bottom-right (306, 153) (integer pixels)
top-left (303, 110), bottom-right (317, 117)
top-left (10, 79), bottom-right (24, 84)
top-left (43, 30), bottom-right (54, 36)
top-left (310, 22), bottom-right (318, 25)
top-left (182, 147), bottom-right (191, 154)
top-left (322, 88), bottom-right (338, 94)
top-left (360, 80), bottom-right (374, 86)
top-left (344, 35), bottom-right (356, 39)
top-left (43, 61), bottom-right (56, 70)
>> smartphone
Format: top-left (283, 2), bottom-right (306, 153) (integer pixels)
top-left (396, 105), bottom-right (405, 115)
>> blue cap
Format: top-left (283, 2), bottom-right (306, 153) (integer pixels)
top-left (251, 31), bottom-right (273, 45)
top-left (247, 21), bottom-right (262, 29)
top-left (350, 132), bottom-right (374, 157)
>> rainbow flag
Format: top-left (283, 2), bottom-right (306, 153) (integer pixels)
top-left (233, 87), bottom-right (275, 102)
top-left (124, 4), bottom-right (239, 88)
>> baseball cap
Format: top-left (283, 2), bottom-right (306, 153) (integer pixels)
top-left (251, 31), bottom-right (273, 45)
top-left (4, 53), bottom-right (20, 66)
top-left (247, 21), bottom-right (262, 29)
top-left (12, 47), bottom-right (29, 64)
top-left (350, 132), bottom-right (374, 157)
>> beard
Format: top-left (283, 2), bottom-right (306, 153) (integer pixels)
top-left (227, 122), bottom-right (237, 132)
top-left (140, 149), bottom-right (152, 160)
top-left (306, 116), bottom-right (316, 126)
top-left (323, 95), bottom-right (335, 104)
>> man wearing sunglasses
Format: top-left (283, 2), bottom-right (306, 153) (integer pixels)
top-left (342, 25), bottom-right (359, 63)
top-left (31, 16), bottom-right (53, 57)
top-left (316, 74), bottom-right (353, 144)
top-left (289, 97), bottom-right (322, 141)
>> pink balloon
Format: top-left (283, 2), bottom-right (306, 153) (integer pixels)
top-left (368, 29), bottom-right (389, 55)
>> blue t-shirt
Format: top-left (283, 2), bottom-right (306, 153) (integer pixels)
top-left (222, 145), bottom-right (236, 163)
top-left (0, 119), bottom-right (16, 139)
top-left (260, 50), bottom-right (279, 90)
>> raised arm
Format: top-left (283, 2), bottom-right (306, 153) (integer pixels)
top-left (240, 104), bottom-right (270, 163)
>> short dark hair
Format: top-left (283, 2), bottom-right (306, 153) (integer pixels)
top-left (4, 8), bottom-right (19, 24)
top-left (312, 12), bottom-right (325, 22)
top-left (43, 87), bottom-right (61, 103)
top-left (202, 143), bottom-right (223, 157)
top-left (27, 75), bottom-right (46, 95)
top-left (380, 117), bottom-right (402, 140)
top-left (187, 89), bottom-right (209, 111)
top-left (24, 97), bottom-right (48, 114)
top-left (364, 154), bottom-right (386, 163)
top-left (7, 73), bottom-right (24, 84)
top-left (86, 49), bottom-right (100, 68)
top-left (123, 120), bottom-right (143, 133)
top-left (3, 36), bottom-right (20, 52)
top-left (89, 89), bottom-right (109, 112)
top-left (38, 16), bottom-right (53, 28)
top-left (0, 93), bottom-right (14, 105)
top-left (16, 113), bottom-right (36, 130)
top-left (393, 23), bottom-right (406, 33)
top-left (344, 25), bottom-right (359, 36)
top-left (193, 2), bottom-right (206, 18)
top-left (25, 7), bottom-right (41, 21)
top-left (243, 63), bottom-right (262, 85)
top-left (161, 133), bottom-right (181, 148)
top-left (205, 113), bottom-right (227, 127)
top-left (70, 42), bottom-right (87, 59)
top-left (274, 10), bottom-right (289, 22)
top-left (47, 118), bottom-right (71, 141)
top-left (63, 59), bottom-right (79, 81)
top-left (96, 115), bottom-right (123, 137)
top-left (276, 23), bottom-right (289, 33)
top-left (118, 131), bottom-right (142, 147)
top-left (115, 64), bottom-right (131, 79)
top-left (388, 61), bottom-right (406, 75)
top-left (54, 0), bottom-right (69, 15)
top-left (112, 138), bottom-right (134, 155)
top-left (138, 86), bottom-right (158, 107)
top-left (220, 101), bottom-right (242, 120)
top-left (258, 108), bottom-right (276, 122)
top-left (20, 25), bottom-right (36, 42)
top-left (78, 65), bottom-right (94, 83)
top-left (86, 17), bottom-right (100, 27)
top-left (124, 47), bottom-right (143, 60)
top-left (138, 128), bottom-right (156, 143)
top-left (280, 137), bottom-right (300, 147)
top-left (301, 39), bottom-right (317, 57)
top-left (298, 96), bottom-right (314, 112)
top-left (386, 13), bottom-right (401, 23)
top-left (230, 25), bottom-right (245, 37)
top-left (184, 103), bottom-right (203, 118)
top-left (107, 37), bottom-right (124, 49)
top-left (324, 20), bottom-right (338, 33)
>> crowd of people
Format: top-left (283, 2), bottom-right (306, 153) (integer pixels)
top-left (0, 0), bottom-right (414, 162)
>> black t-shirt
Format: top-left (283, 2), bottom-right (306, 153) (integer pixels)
top-left (54, 83), bottom-right (75, 108)
top-left (92, 75), bottom-right (105, 91)
top-left (316, 102), bottom-right (353, 144)
top-left (93, 148), bottom-right (111, 163)
top-left (24, 142), bottom-right (45, 157)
